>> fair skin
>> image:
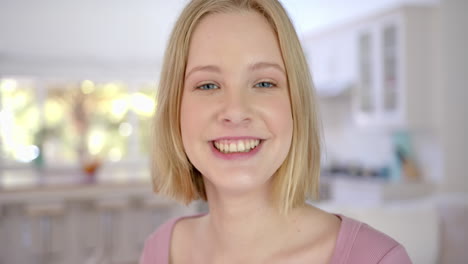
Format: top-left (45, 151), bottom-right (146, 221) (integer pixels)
top-left (174, 11), bottom-right (341, 264)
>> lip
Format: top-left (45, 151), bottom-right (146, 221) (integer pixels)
top-left (211, 136), bottom-right (264, 141)
top-left (210, 138), bottom-right (264, 160)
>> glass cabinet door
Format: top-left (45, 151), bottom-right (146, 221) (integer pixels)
top-left (358, 32), bottom-right (374, 114)
top-left (382, 25), bottom-right (398, 112)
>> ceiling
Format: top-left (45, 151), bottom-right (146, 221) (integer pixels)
top-left (0, 0), bottom-right (438, 79)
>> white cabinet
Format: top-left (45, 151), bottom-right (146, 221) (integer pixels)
top-left (354, 12), bottom-right (404, 126)
top-left (302, 27), bottom-right (357, 97)
top-left (303, 6), bottom-right (437, 129)
top-left (354, 7), bottom-right (437, 129)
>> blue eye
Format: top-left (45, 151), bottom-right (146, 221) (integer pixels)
top-left (255, 81), bottom-right (276, 88)
top-left (197, 83), bottom-right (219, 90)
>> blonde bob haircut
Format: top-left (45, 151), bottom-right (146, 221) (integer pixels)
top-left (152, 0), bottom-right (321, 214)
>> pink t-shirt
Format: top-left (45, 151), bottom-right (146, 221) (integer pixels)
top-left (139, 214), bottom-right (412, 264)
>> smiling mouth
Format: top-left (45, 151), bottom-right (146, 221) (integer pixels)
top-left (212, 139), bottom-right (262, 153)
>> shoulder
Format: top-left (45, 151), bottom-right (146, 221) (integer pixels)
top-left (331, 215), bottom-right (412, 264)
top-left (139, 217), bottom-right (179, 264)
top-left (139, 214), bottom-right (206, 264)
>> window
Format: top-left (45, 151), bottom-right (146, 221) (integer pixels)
top-left (0, 78), bottom-right (157, 187)
top-left (0, 79), bottom-right (40, 166)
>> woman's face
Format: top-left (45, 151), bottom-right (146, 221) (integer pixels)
top-left (180, 11), bottom-right (293, 195)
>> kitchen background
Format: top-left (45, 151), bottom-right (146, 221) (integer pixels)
top-left (0, 0), bottom-right (466, 263)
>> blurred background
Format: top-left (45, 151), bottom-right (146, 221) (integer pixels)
top-left (0, 0), bottom-right (466, 263)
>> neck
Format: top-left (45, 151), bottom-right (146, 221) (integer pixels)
top-left (201, 180), bottom-right (302, 256)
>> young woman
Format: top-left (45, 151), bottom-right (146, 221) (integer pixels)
top-left (140, 0), bottom-right (412, 263)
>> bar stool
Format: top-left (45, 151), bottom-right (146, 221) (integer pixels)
top-left (25, 200), bottom-right (65, 264)
top-left (0, 205), bottom-right (4, 263)
top-left (0, 203), bottom-right (28, 263)
top-left (88, 196), bottom-right (129, 264)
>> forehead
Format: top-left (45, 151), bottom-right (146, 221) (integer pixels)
top-left (186, 11), bottom-right (285, 71)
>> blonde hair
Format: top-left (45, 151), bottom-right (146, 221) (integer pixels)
top-left (152, 0), bottom-right (321, 214)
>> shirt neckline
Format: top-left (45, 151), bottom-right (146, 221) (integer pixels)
top-left (165, 213), bottom-right (358, 264)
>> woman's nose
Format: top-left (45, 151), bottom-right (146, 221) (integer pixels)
top-left (217, 88), bottom-right (252, 127)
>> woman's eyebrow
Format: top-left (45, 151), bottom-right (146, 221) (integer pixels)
top-left (248, 62), bottom-right (285, 75)
top-left (185, 65), bottom-right (221, 79)
top-left (184, 61), bottom-right (285, 79)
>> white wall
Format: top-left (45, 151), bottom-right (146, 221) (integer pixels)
top-left (0, 0), bottom-right (439, 79)
top-left (436, 0), bottom-right (468, 193)
top-left (0, 0), bottom-right (188, 79)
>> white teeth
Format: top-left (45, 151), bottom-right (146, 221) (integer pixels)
top-left (238, 141), bottom-right (245, 152)
top-left (229, 143), bottom-right (237, 152)
top-left (213, 139), bottom-right (261, 153)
